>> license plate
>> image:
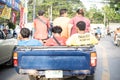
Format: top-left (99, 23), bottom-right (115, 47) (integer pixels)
top-left (45, 70), bottom-right (63, 78)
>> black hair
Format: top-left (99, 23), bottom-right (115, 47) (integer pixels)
top-left (60, 9), bottom-right (68, 16)
top-left (0, 30), bottom-right (5, 39)
top-left (76, 8), bottom-right (84, 16)
top-left (76, 21), bottom-right (86, 31)
top-left (97, 27), bottom-right (100, 29)
top-left (52, 26), bottom-right (62, 34)
top-left (38, 10), bottom-right (45, 16)
top-left (20, 28), bottom-right (30, 38)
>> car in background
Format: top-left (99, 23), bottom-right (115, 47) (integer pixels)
top-left (0, 30), bottom-right (17, 66)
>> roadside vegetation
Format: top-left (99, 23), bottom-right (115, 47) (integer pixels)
top-left (27, 0), bottom-right (120, 25)
top-left (0, 0), bottom-right (119, 27)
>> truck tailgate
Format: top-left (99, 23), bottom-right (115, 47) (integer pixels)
top-left (17, 47), bottom-right (91, 70)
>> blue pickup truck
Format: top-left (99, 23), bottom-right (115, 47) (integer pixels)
top-left (13, 46), bottom-right (97, 80)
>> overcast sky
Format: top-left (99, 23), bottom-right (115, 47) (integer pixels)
top-left (80, 0), bottom-right (105, 10)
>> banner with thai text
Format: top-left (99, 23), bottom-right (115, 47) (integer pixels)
top-left (12, 12), bottom-right (16, 24)
top-left (0, 5), bottom-right (11, 19)
top-left (19, 7), bottom-right (25, 28)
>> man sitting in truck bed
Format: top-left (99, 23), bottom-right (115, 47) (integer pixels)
top-left (66, 21), bottom-right (98, 46)
top-left (44, 26), bottom-right (66, 46)
top-left (18, 28), bottom-right (43, 46)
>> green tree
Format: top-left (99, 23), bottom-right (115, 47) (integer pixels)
top-left (28, 0), bottom-right (85, 21)
top-left (102, 5), bottom-right (120, 23)
top-left (109, 0), bottom-right (120, 22)
top-left (86, 8), bottom-right (103, 23)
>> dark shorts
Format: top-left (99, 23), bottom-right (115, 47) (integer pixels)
top-left (95, 33), bottom-right (101, 36)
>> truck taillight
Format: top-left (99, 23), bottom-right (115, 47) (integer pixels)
top-left (13, 52), bottom-right (18, 66)
top-left (90, 52), bottom-right (97, 67)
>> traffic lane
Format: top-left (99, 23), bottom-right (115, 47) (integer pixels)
top-left (95, 44), bottom-right (111, 80)
top-left (97, 36), bottom-right (120, 80)
top-left (101, 36), bottom-right (120, 80)
top-left (95, 45), bottom-right (104, 80)
top-left (109, 56), bottom-right (120, 80)
top-left (107, 44), bottom-right (120, 80)
top-left (95, 36), bottom-right (113, 80)
top-left (0, 65), bottom-right (28, 80)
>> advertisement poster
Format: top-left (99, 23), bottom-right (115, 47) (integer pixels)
top-left (0, 5), bottom-right (11, 19)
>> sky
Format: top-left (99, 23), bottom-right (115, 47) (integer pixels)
top-left (80, 0), bottom-right (105, 10)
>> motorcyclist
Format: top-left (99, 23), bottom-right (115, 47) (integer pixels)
top-left (114, 27), bottom-right (120, 45)
top-left (95, 27), bottom-right (101, 40)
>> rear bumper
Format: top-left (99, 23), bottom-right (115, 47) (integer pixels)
top-left (19, 69), bottom-right (92, 76)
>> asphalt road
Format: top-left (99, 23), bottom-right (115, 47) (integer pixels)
top-left (0, 35), bottom-right (120, 80)
top-left (95, 35), bottom-right (120, 80)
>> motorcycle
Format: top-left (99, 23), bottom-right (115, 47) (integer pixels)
top-left (95, 33), bottom-right (101, 41)
top-left (114, 33), bottom-right (120, 47)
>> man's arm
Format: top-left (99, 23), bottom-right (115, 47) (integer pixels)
top-left (90, 35), bottom-right (98, 45)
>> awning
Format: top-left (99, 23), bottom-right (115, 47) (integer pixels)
top-left (0, 0), bottom-right (20, 11)
top-left (0, 0), bottom-right (6, 4)
top-left (6, 0), bottom-right (12, 7)
top-left (13, 1), bottom-right (19, 11)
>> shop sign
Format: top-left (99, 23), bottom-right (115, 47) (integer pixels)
top-left (0, 0), bottom-right (6, 3)
top-left (20, 7), bottom-right (25, 28)
top-left (12, 12), bottom-right (16, 24)
top-left (0, 5), bottom-right (11, 19)
top-left (0, 4), bottom-right (4, 9)
top-left (13, 1), bottom-right (19, 11)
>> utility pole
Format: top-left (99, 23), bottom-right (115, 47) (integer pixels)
top-left (50, 5), bottom-right (52, 22)
top-left (33, 0), bottom-right (36, 21)
top-left (24, 0), bottom-right (29, 27)
top-left (103, 0), bottom-right (110, 27)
